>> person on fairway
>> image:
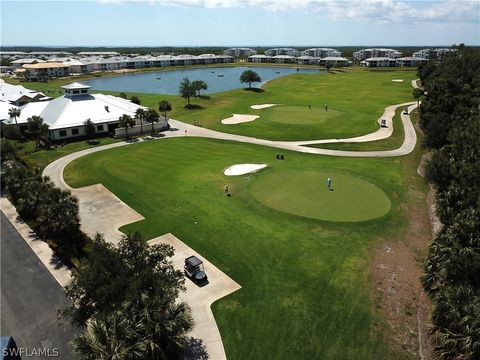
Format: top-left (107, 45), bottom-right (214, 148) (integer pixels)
top-left (327, 177), bottom-right (332, 190)
top-left (224, 185), bottom-right (229, 195)
top-left (324, 104), bottom-right (328, 111)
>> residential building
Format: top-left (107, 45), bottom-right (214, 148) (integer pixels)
top-left (396, 57), bottom-right (429, 67)
top-left (247, 55), bottom-right (272, 63)
top-left (21, 62), bottom-right (70, 81)
top-left (272, 55), bottom-right (296, 64)
top-left (302, 48), bottom-right (341, 58)
top-left (363, 57), bottom-right (398, 67)
top-left (265, 48), bottom-right (300, 57)
top-left (353, 48), bottom-right (403, 60)
top-left (318, 57), bottom-right (352, 67)
top-left (77, 51), bottom-right (120, 57)
top-left (412, 48), bottom-right (456, 60)
top-left (296, 56), bottom-right (319, 65)
top-left (224, 48), bottom-right (257, 57)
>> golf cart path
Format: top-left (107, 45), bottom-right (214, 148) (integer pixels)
top-left (42, 80), bottom-right (420, 359)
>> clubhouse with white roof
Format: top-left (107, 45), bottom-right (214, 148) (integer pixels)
top-left (7, 82), bottom-right (167, 140)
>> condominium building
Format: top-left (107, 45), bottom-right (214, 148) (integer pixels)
top-left (223, 48), bottom-right (257, 57)
top-left (353, 48), bottom-right (403, 60)
top-left (396, 57), bottom-right (429, 67)
top-left (21, 62), bottom-right (70, 81)
top-left (412, 48), bottom-right (456, 60)
top-left (264, 48), bottom-right (300, 57)
top-left (302, 48), bottom-right (341, 58)
top-left (362, 57), bottom-right (398, 67)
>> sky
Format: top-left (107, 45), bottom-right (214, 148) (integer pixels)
top-left (1, 0), bottom-right (479, 47)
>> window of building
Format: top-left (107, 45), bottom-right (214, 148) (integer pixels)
top-left (96, 124), bottom-right (104, 131)
top-left (81, 89), bottom-right (87, 93)
top-left (59, 130), bottom-right (67, 137)
top-left (71, 128), bottom-right (79, 135)
top-left (73, 90), bottom-right (79, 94)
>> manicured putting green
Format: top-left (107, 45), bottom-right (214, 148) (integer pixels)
top-left (265, 105), bottom-right (342, 125)
top-left (250, 169), bottom-right (391, 222)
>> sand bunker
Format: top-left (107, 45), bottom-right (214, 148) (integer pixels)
top-left (392, 79), bottom-right (404, 83)
top-left (221, 114), bottom-right (259, 125)
top-left (250, 104), bottom-right (278, 110)
top-left (224, 163), bottom-right (268, 176)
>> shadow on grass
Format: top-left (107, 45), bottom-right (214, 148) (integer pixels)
top-left (184, 104), bottom-right (204, 110)
top-left (198, 95), bottom-right (211, 100)
top-left (243, 87), bottom-right (265, 93)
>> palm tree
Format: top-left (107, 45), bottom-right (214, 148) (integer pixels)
top-left (412, 88), bottom-right (424, 115)
top-left (158, 100), bottom-right (172, 123)
top-left (179, 78), bottom-right (194, 107)
top-left (118, 114), bottom-right (135, 140)
top-left (71, 310), bottom-right (143, 360)
top-left (135, 108), bottom-right (145, 136)
top-left (145, 109), bottom-right (159, 135)
top-left (26, 115), bottom-right (49, 148)
top-left (132, 295), bottom-right (193, 359)
top-left (8, 107), bottom-right (21, 139)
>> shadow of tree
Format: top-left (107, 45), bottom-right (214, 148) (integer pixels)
top-left (182, 337), bottom-right (209, 360)
top-left (243, 88), bottom-right (264, 93)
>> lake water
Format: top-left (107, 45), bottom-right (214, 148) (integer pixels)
top-left (83, 66), bottom-right (322, 95)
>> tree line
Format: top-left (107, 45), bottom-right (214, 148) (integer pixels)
top-left (418, 45), bottom-right (480, 359)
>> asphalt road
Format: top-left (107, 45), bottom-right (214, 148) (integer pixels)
top-left (1, 212), bottom-right (79, 359)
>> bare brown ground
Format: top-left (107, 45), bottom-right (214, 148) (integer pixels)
top-left (370, 134), bottom-right (434, 359)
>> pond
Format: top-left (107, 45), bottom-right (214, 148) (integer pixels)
top-left (83, 66), bottom-right (322, 95)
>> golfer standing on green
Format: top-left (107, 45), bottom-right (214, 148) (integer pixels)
top-left (327, 177), bottom-right (332, 190)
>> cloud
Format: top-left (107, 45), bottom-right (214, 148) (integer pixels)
top-left (98, 0), bottom-right (480, 24)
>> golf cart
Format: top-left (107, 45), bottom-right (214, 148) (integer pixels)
top-left (184, 256), bottom-right (208, 283)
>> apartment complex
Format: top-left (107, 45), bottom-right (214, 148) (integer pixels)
top-left (412, 48), bottom-right (456, 60)
top-left (223, 48), bottom-right (257, 57)
top-left (353, 48), bottom-right (403, 60)
top-left (264, 48), bottom-right (301, 57)
top-left (301, 48), bottom-right (341, 58)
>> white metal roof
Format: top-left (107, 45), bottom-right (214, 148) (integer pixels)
top-left (61, 82), bottom-right (91, 90)
top-left (17, 93), bottom-right (147, 129)
top-left (0, 82), bottom-right (46, 103)
top-left (0, 101), bottom-right (19, 121)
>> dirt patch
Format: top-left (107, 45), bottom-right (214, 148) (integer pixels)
top-left (370, 150), bottom-right (433, 358)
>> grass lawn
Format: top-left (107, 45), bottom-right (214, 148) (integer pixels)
top-left (309, 107), bottom-right (407, 151)
top-left (64, 137), bottom-right (411, 360)
top-left (15, 137), bottom-right (119, 171)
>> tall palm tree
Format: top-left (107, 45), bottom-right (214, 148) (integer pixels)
top-left (118, 114), bottom-right (135, 140)
top-left (71, 310), bottom-right (143, 360)
top-left (8, 107), bottom-right (21, 139)
top-left (179, 78), bottom-right (194, 107)
top-left (135, 108), bottom-right (145, 136)
top-left (26, 115), bottom-right (49, 148)
top-left (158, 100), bottom-right (172, 124)
top-left (144, 109), bottom-right (159, 135)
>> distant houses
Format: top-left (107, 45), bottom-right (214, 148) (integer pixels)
top-left (0, 46), bottom-right (457, 80)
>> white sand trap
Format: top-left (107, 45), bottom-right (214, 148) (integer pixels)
top-left (250, 104), bottom-right (278, 110)
top-left (224, 163), bottom-right (268, 176)
top-left (392, 79), bottom-right (404, 83)
top-left (221, 114), bottom-right (259, 125)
